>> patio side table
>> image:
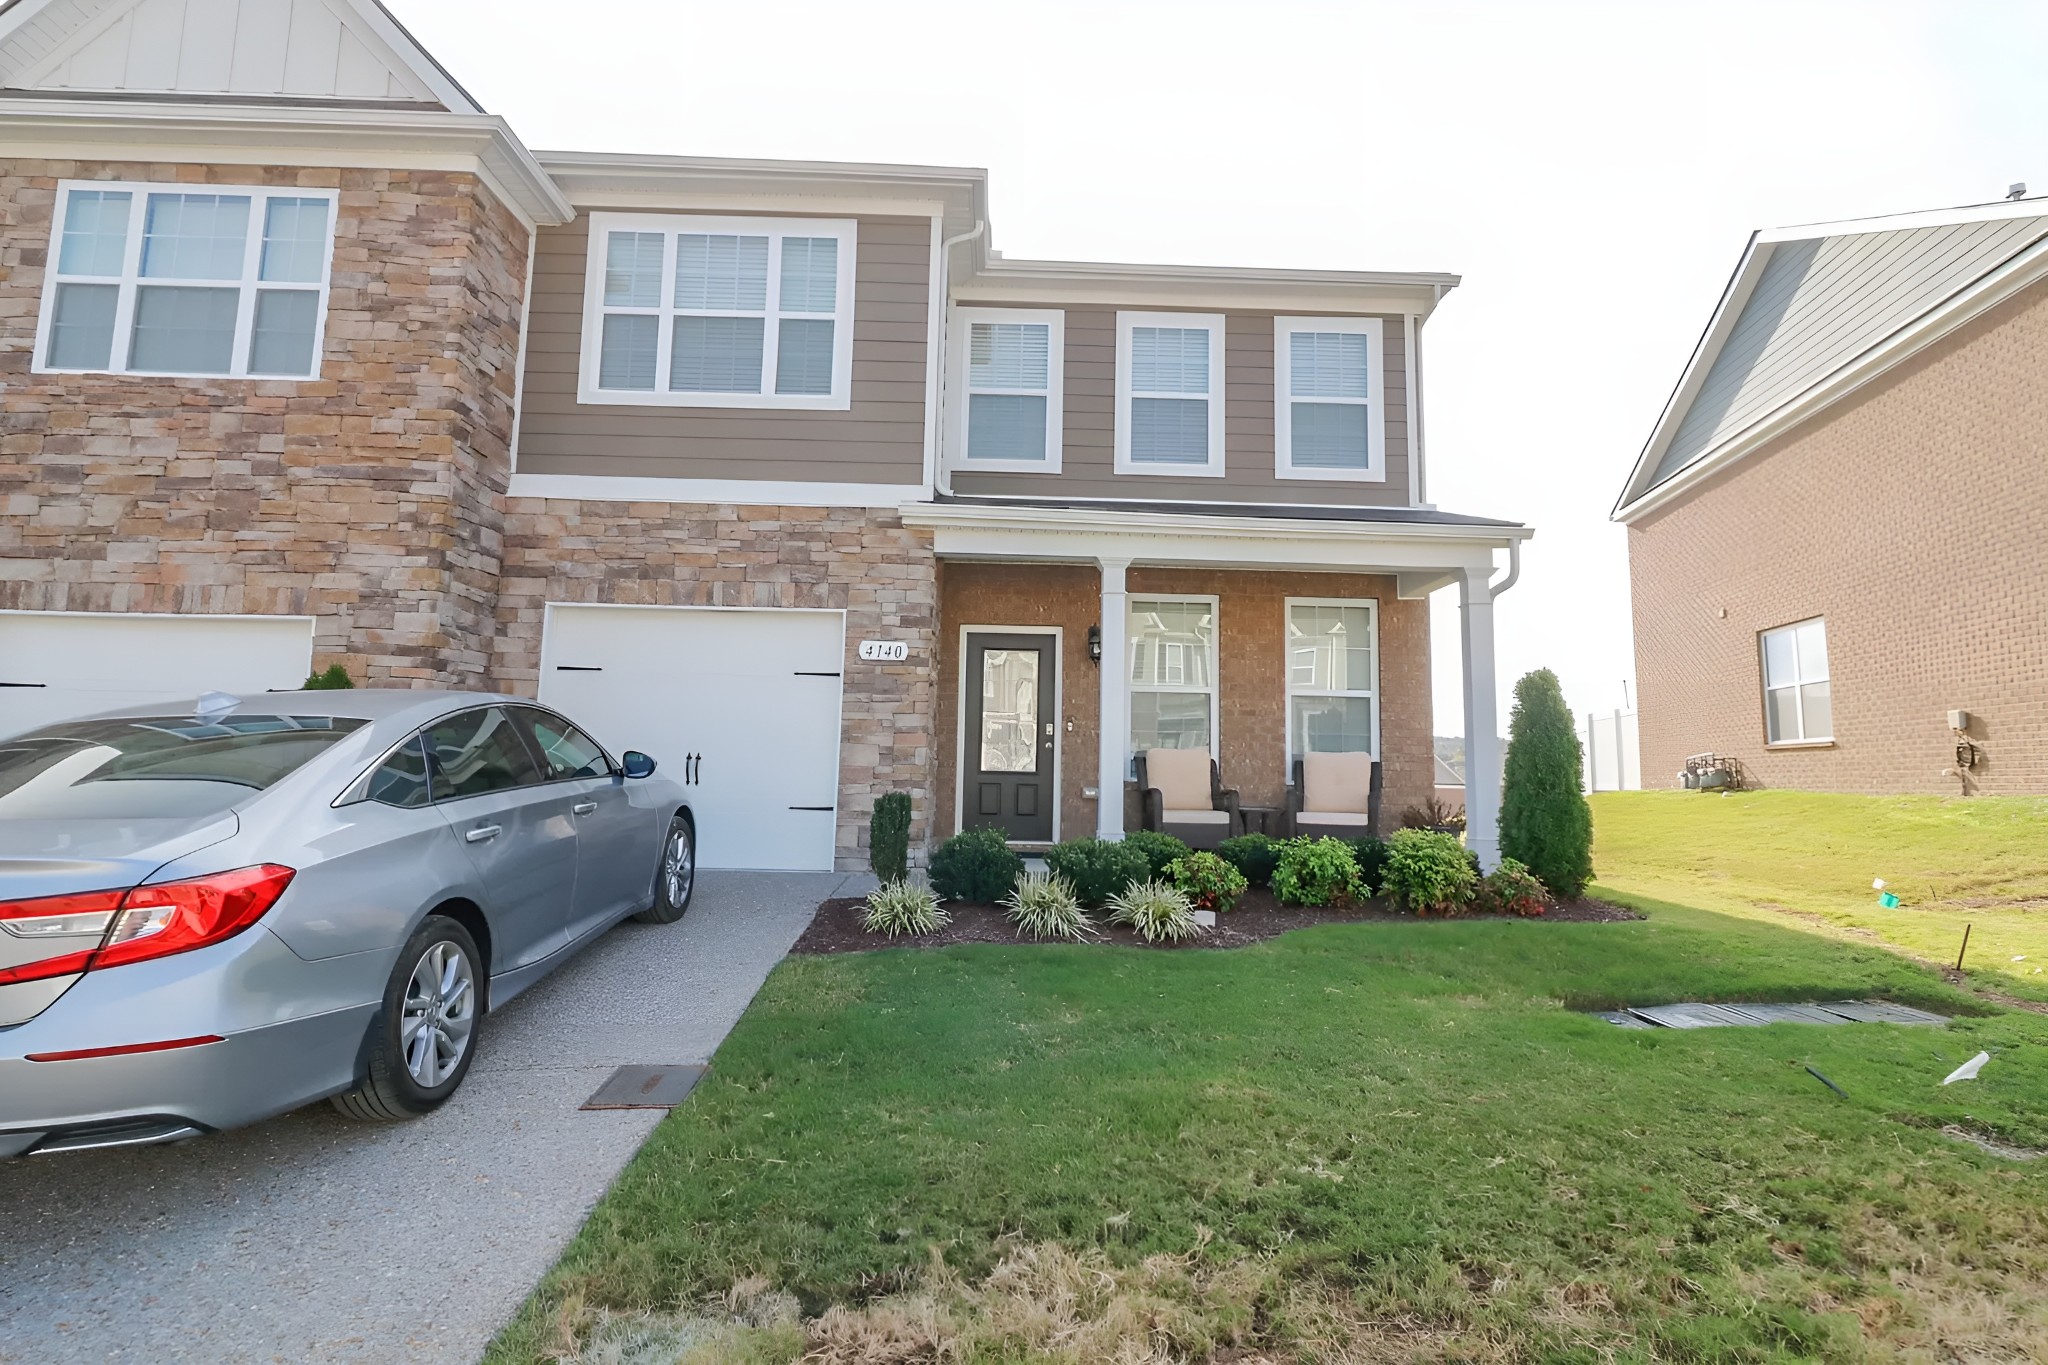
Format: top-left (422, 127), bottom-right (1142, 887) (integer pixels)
top-left (1238, 805), bottom-right (1286, 837)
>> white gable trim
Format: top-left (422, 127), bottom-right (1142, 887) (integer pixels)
top-left (1759, 195), bottom-right (2048, 243)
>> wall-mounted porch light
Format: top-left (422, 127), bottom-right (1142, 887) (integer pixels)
top-left (1088, 625), bottom-right (1102, 664)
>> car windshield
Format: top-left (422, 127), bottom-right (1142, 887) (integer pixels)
top-left (0, 715), bottom-right (368, 820)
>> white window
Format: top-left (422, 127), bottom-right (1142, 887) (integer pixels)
top-left (33, 181), bottom-right (336, 380)
top-left (1285, 599), bottom-right (1379, 761)
top-left (948, 307), bottom-right (1064, 469)
top-left (1760, 618), bottom-right (1832, 743)
top-left (577, 213), bottom-right (857, 409)
top-left (1128, 597), bottom-right (1218, 761)
top-left (1274, 316), bottom-right (1386, 481)
top-left (1115, 311), bottom-right (1225, 476)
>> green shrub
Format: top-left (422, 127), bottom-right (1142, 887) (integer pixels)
top-left (1499, 668), bottom-right (1595, 899)
top-left (860, 881), bottom-right (950, 937)
top-left (1216, 834), bottom-right (1283, 888)
top-left (868, 793), bottom-right (911, 885)
top-left (1476, 857), bottom-right (1550, 917)
top-left (1380, 829), bottom-right (1479, 916)
top-left (927, 826), bottom-right (1024, 903)
top-left (1001, 871), bottom-right (1093, 941)
top-left (1120, 829), bottom-right (1191, 880)
top-left (302, 663), bottom-right (354, 690)
top-left (1106, 879), bottom-right (1201, 943)
top-left (1345, 836), bottom-right (1391, 894)
top-left (1166, 851), bottom-right (1248, 913)
top-left (1272, 837), bottom-right (1365, 907)
top-left (1045, 838), bottom-right (1151, 908)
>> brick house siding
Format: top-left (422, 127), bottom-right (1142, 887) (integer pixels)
top-left (933, 562), bottom-right (1434, 840)
top-left (0, 159), bottom-right (529, 686)
top-left (1628, 277), bottom-right (2048, 795)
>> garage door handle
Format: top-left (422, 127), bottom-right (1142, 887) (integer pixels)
top-left (572, 801), bottom-right (597, 815)
top-left (465, 825), bottom-right (502, 843)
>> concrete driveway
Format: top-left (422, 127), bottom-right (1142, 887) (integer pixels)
top-left (0, 870), bottom-right (853, 1364)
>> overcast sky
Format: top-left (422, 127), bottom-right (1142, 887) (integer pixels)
top-left (402, 0), bottom-right (2047, 737)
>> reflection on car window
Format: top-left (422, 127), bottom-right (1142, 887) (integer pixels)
top-left (518, 709), bottom-right (611, 780)
top-left (365, 735), bottom-right (433, 808)
top-left (423, 708), bottom-right (543, 800)
top-left (0, 715), bottom-right (368, 820)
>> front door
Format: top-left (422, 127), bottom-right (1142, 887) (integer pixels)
top-left (963, 633), bottom-right (1056, 842)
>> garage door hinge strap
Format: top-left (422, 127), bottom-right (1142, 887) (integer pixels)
top-left (0, 681), bottom-right (48, 688)
top-left (789, 806), bottom-right (834, 811)
top-left (554, 665), bottom-right (603, 672)
top-left (793, 671), bottom-right (841, 678)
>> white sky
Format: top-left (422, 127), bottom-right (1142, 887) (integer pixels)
top-left (401, 0), bottom-right (2048, 736)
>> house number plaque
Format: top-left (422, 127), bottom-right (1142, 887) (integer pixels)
top-left (858, 640), bottom-right (910, 662)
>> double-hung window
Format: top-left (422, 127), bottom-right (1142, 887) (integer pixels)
top-left (1760, 618), bottom-right (1831, 744)
top-left (950, 306), bottom-right (1064, 469)
top-left (1128, 597), bottom-right (1219, 760)
top-left (35, 181), bottom-right (336, 380)
top-left (1285, 599), bottom-right (1379, 760)
top-left (579, 213), bottom-right (857, 409)
top-left (1115, 311), bottom-right (1225, 475)
top-left (1274, 316), bottom-right (1385, 481)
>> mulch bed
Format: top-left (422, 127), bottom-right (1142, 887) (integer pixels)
top-left (790, 886), bottom-right (1641, 955)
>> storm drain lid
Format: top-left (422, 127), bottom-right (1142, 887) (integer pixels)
top-left (582, 1064), bottom-right (707, 1110)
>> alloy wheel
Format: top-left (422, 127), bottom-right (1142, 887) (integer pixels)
top-left (400, 940), bottom-right (476, 1089)
top-left (664, 824), bottom-right (695, 908)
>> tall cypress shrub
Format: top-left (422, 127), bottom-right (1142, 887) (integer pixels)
top-left (869, 792), bottom-right (912, 885)
top-left (1498, 668), bottom-right (1594, 899)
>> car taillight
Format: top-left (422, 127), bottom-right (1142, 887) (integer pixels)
top-left (0, 865), bottom-right (295, 986)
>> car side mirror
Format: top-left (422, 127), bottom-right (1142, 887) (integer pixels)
top-left (620, 751), bottom-right (658, 779)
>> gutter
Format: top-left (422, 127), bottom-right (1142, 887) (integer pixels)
top-left (931, 219), bottom-right (987, 497)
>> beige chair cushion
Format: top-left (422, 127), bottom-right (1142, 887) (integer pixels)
top-left (1297, 810), bottom-right (1373, 827)
top-left (1303, 751), bottom-right (1374, 814)
top-left (1145, 748), bottom-right (1212, 810)
top-left (1164, 809), bottom-right (1231, 825)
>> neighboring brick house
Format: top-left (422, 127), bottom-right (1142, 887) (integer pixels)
top-left (1614, 199), bottom-right (2048, 795)
top-left (0, 0), bottom-right (1532, 870)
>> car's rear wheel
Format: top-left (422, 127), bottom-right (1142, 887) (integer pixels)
top-left (332, 916), bottom-right (483, 1122)
top-left (632, 815), bottom-right (695, 924)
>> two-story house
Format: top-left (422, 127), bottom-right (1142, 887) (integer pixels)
top-left (0, 0), bottom-right (1532, 871)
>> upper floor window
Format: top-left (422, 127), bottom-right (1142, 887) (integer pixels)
top-left (1760, 618), bottom-right (1831, 744)
top-left (949, 307), bottom-right (1064, 470)
top-left (1274, 316), bottom-right (1385, 482)
top-left (34, 181), bottom-right (335, 381)
top-left (1115, 312), bottom-right (1225, 476)
top-left (577, 213), bottom-right (857, 410)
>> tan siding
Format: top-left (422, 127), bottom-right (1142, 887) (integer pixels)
top-left (951, 308), bottom-right (1410, 505)
top-left (515, 212), bottom-right (931, 485)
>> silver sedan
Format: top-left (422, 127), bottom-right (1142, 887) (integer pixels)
top-left (0, 690), bottom-right (695, 1157)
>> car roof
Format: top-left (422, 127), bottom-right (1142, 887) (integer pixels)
top-left (82, 689), bottom-right (535, 729)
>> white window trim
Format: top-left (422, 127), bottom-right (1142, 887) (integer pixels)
top-left (1114, 311), bottom-right (1226, 477)
top-left (1274, 316), bottom-right (1387, 482)
top-left (946, 305), bottom-right (1064, 472)
top-left (575, 212), bottom-right (858, 411)
top-left (1127, 594), bottom-right (1222, 766)
top-left (1284, 596), bottom-right (1381, 765)
top-left (1759, 616), bottom-right (1833, 745)
top-left (32, 179), bottom-right (338, 382)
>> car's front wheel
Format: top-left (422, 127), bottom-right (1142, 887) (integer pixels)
top-left (632, 815), bottom-right (695, 924)
top-left (332, 915), bottom-right (483, 1122)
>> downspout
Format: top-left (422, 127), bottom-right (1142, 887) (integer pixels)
top-left (1491, 537), bottom-right (1521, 597)
top-left (932, 220), bottom-right (986, 497)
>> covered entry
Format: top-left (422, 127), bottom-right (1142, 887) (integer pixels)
top-left (959, 630), bottom-right (1059, 841)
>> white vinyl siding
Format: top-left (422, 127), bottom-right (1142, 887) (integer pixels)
top-left (1127, 597), bottom-right (1219, 763)
top-left (1114, 311), bottom-right (1225, 476)
top-left (578, 213), bottom-right (857, 410)
top-left (1760, 618), bottom-right (1832, 744)
top-left (1284, 598), bottom-right (1379, 762)
top-left (1274, 316), bottom-right (1386, 481)
top-left (33, 180), bottom-right (336, 380)
top-left (948, 306), bottom-right (1064, 470)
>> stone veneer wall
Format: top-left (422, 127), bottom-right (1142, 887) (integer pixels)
top-left (492, 500), bottom-right (940, 870)
top-left (0, 160), bottom-right (529, 684)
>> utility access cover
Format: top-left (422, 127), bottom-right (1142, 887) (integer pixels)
top-left (582, 1064), bottom-right (707, 1110)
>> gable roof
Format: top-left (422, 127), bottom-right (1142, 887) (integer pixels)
top-left (1613, 197), bottom-right (2048, 522)
top-left (0, 0), bottom-right (480, 112)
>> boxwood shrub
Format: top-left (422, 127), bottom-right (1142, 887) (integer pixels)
top-left (1216, 834), bottom-right (1283, 888)
top-left (927, 826), bottom-right (1023, 904)
top-left (1045, 838), bottom-right (1151, 908)
top-left (1120, 829), bottom-right (1191, 880)
top-left (1345, 835), bottom-right (1391, 895)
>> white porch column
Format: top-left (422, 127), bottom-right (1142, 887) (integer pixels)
top-left (1096, 556), bottom-right (1132, 840)
top-left (1459, 568), bottom-right (1503, 869)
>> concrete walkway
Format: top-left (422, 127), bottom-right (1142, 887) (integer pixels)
top-left (0, 870), bottom-right (851, 1364)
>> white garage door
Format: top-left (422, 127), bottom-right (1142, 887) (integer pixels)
top-left (0, 612), bottom-right (316, 740)
top-left (538, 605), bottom-right (846, 872)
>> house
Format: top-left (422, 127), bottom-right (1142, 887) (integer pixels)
top-left (1614, 197), bottom-right (2048, 795)
top-left (0, 0), bottom-right (1532, 871)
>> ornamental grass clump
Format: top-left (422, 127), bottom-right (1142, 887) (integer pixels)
top-left (1167, 851), bottom-right (1248, 913)
top-left (1379, 828), bottom-right (1478, 916)
top-left (1105, 879), bottom-right (1201, 943)
top-left (1476, 857), bottom-right (1551, 917)
top-left (861, 881), bottom-right (950, 937)
top-left (1271, 837), bottom-right (1366, 908)
top-left (1499, 667), bottom-right (1595, 899)
top-left (1001, 871), bottom-right (1093, 941)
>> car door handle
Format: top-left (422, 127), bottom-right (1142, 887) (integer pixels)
top-left (572, 801), bottom-right (597, 815)
top-left (465, 825), bottom-right (502, 843)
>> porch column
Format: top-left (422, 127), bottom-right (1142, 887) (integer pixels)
top-left (1096, 556), bottom-right (1131, 840)
top-left (1459, 568), bottom-right (1503, 869)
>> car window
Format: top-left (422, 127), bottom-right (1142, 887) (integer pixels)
top-left (0, 715), bottom-right (367, 819)
top-left (363, 735), bottom-right (433, 808)
top-left (516, 708), bottom-right (612, 781)
top-left (422, 708), bottom-right (544, 801)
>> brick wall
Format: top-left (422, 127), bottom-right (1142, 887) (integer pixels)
top-left (0, 159), bottom-right (529, 684)
top-left (1628, 277), bottom-right (2048, 795)
top-left (933, 562), bottom-right (1434, 842)
top-left (492, 500), bottom-right (940, 869)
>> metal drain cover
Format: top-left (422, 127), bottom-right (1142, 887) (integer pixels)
top-left (582, 1064), bottom-right (707, 1110)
